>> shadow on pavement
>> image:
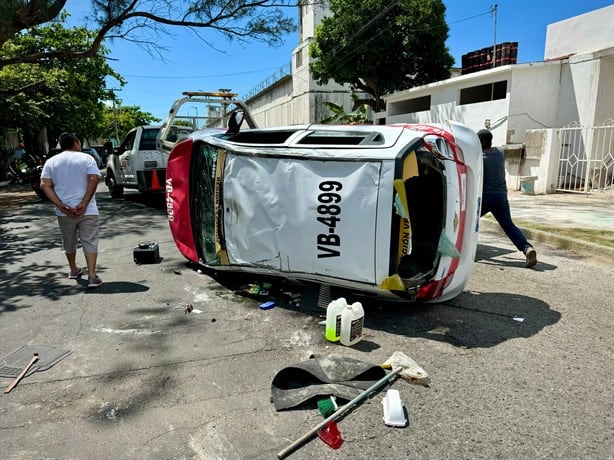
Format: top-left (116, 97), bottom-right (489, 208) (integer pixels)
top-left (476, 243), bottom-right (557, 271)
top-left (363, 290), bottom-right (561, 349)
top-left (82, 281), bottom-right (150, 294)
top-left (203, 267), bottom-right (561, 349)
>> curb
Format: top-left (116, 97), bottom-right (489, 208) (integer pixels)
top-left (479, 220), bottom-right (614, 267)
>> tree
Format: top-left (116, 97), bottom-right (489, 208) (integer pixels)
top-left (320, 92), bottom-right (370, 124)
top-left (309, 0), bottom-right (454, 112)
top-left (0, 0), bottom-right (297, 72)
top-left (0, 18), bottom-right (123, 153)
top-left (100, 105), bottom-right (161, 142)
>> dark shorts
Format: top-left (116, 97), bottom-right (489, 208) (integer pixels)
top-left (57, 215), bottom-right (99, 253)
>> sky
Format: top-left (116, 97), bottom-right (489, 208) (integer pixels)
top-left (63, 0), bottom-right (614, 121)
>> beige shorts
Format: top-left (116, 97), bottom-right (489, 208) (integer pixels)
top-left (57, 215), bottom-right (99, 253)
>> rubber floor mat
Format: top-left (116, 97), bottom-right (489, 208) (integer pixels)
top-left (271, 354), bottom-right (387, 411)
top-left (0, 345), bottom-right (72, 378)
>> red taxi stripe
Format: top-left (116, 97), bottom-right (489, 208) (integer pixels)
top-left (166, 139), bottom-right (199, 262)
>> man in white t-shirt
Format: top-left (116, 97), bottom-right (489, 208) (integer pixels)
top-left (41, 133), bottom-right (103, 288)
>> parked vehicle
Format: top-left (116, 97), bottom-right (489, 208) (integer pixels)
top-left (157, 90), bottom-right (257, 155)
top-left (165, 118), bottom-right (483, 303)
top-left (6, 146), bottom-right (47, 200)
top-left (81, 147), bottom-right (103, 169)
top-left (104, 125), bottom-right (163, 197)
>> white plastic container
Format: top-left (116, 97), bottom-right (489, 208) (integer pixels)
top-left (382, 389), bottom-right (407, 427)
top-left (325, 297), bottom-right (347, 342)
top-left (339, 301), bottom-right (364, 346)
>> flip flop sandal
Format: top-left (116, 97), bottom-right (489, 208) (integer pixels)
top-left (87, 276), bottom-right (103, 288)
top-left (68, 268), bottom-right (83, 279)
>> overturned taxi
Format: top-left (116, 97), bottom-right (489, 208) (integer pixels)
top-left (166, 121), bottom-right (483, 302)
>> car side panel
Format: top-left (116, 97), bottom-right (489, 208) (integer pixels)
top-left (222, 155), bottom-right (381, 283)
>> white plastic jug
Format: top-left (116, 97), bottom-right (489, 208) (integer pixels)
top-left (340, 301), bottom-right (364, 346)
top-left (325, 297), bottom-right (347, 342)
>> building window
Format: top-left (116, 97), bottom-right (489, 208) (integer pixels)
top-left (459, 80), bottom-right (507, 105)
top-left (389, 95), bottom-right (431, 115)
top-left (295, 47), bottom-right (303, 68)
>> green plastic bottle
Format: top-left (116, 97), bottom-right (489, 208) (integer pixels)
top-left (325, 298), bottom-right (347, 342)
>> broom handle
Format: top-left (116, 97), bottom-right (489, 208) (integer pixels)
top-left (277, 367), bottom-right (402, 459)
top-left (4, 353), bottom-right (39, 394)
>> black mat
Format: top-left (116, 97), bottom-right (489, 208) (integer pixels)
top-left (271, 354), bottom-right (387, 411)
top-left (0, 345), bottom-right (72, 378)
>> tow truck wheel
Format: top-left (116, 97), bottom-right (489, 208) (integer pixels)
top-left (107, 171), bottom-right (124, 198)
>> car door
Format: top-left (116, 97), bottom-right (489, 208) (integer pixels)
top-left (117, 130), bottom-right (137, 185)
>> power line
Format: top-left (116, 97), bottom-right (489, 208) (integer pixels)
top-left (122, 65), bottom-right (285, 79)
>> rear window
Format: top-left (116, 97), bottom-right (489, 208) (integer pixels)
top-left (139, 128), bottom-right (161, 150)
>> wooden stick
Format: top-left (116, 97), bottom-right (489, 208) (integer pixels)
top-left (4, 353), bottom-right (39, 394)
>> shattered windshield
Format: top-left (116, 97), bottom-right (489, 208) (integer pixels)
top-left (191, 142), bottom-right (221, 265)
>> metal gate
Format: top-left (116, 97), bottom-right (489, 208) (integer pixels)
top-left (556, 121), bottom-right (614, 194)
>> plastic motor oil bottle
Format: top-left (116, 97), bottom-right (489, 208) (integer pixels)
top-left (340, 301), bottom-right (364, 346)
top-left (325, 298), bottom-right (347, 342)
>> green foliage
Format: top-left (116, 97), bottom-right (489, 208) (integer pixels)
top-left (310, 0), bottom-right (454, 111)
top-left (320, 93), bottom-right (370, 124)
top-left (101, 105), bottom-right (161, 142)
top-left (0, 19), bottom-right (123, 145)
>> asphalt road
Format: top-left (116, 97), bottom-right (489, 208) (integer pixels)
top-left (0, 186), bottom-right (612, 459)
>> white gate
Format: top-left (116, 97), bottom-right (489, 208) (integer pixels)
top-left (556, 122), bottom-right (614, 194)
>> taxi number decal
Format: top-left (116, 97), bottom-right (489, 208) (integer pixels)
top-left (316, 180), bottom-right (342, 258)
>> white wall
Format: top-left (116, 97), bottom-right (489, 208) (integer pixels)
top-left (595, 54), bottom-right (614, 124)
top-left (544, 5), bottom-right (614, 60)
top-left (506, 64), bottom-right (562, 142)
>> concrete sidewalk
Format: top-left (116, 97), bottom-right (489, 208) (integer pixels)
top-left (479, 190), bottom-right (614, 266)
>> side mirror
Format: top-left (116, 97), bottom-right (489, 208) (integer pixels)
top-left (226, 110), bottom-right (245, 134)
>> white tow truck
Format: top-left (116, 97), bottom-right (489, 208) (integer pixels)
top-left (156, 90), bottom-right (256, 155)
top-left (105, 125), bottom-right (164, 197)
top-left (105, 90), bottom-right (255, 198)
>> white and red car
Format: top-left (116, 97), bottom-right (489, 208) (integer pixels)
top-left (165, 121), bottom-right (483, 302)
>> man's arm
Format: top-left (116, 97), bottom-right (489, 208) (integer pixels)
top-left (75, 174), bottom-right (100, 215)
top-left (40, 178), bottom-right (75, 215)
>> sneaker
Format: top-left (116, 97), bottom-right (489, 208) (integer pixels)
top-left (87, 276), bottom-right (103, 288)
top-left (525, 248), bottom-right (537, 268)
top-left (68, 268), bottom-right (83, 279)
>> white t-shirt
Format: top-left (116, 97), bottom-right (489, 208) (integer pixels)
top-left (41, 150), bottom-right (100, 216)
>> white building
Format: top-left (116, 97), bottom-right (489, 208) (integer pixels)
top-left (244, 1), bottom-right (357, 126)
top-left (378, 5), bottom-right (614, 194)
top-left (243, 4), bottom-right (614, 194)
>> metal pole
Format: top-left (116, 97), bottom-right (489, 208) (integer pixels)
top-left (191, 106), bottom-right (199, 128)
top-left (112, 98), bottom-right (119, 144)
top-left (491, 4), bottom-right (498, 69)
top-left (277, 367), bottom-right (402, 459)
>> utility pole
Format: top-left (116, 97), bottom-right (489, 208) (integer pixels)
top-left (112, 97), bottom-right (119, 144)
top-left (491, 4), bottom-right (498, 69)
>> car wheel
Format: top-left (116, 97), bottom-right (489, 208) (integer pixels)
top-left (107, 171), bottom-right (124, 198)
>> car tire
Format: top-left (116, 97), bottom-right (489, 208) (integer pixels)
top-left (107, 171), bottom-right (124, 198)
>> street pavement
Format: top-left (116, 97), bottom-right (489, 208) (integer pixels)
top-left (482, 190), bottom-right (614, 267)
top-left (0, 185), bottom-right (612, 460)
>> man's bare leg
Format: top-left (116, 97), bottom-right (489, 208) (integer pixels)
top-left (84, 251), bottom-right (98, 279)
top-left (66, 251), bottom-right (79, 273)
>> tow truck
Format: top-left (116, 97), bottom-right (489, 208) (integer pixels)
top-left (157, 90), bottom-right (257, 155)
top-left (105, 90), bottom-right (255, 198)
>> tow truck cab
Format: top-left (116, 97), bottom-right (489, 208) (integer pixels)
top-left (105, 125), bottom-right (164, 197)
